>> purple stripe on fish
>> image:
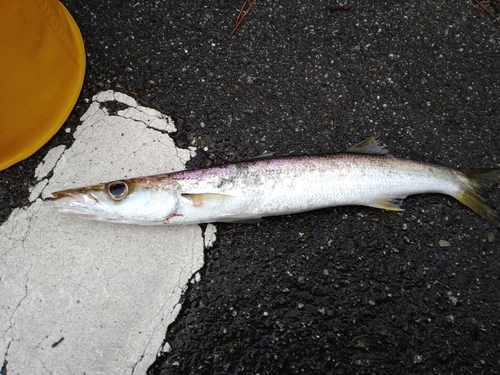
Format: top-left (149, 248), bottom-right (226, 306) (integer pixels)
top-left (169, 154), bottom-right (385, 182)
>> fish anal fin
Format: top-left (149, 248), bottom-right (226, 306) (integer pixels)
top-left (369, 198), bottom-right (405, 212)
top-left (182, 193), bottom-right (233, 207)
top-left (345, 135), bottom-right (392, 157)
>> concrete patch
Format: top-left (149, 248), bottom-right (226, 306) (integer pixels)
top-left (0, 91), bottom-right (214, 374)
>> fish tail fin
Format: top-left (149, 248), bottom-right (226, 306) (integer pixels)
top-left (455, 168), bottom-right (500, 228)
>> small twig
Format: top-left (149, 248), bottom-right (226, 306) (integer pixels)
top-left (474, 0), bottom-right (500, 24)
top-left (311, 44), bottom-right (324, 52)
top-left (234, 0), bottom-right (248, 28)
top-left (432, 280), bottom-right (450, 290)
top-left (51, 337), bottom-right (65, 347)
top-left (326, 5), bottom-right (350, 12)
top-left (231, 0), bottom-right (257, 35)
top-left (492, 0), bottom-right (500, 13)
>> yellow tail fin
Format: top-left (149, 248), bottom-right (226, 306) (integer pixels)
top-left (455, 168), bottom-right (500, 228)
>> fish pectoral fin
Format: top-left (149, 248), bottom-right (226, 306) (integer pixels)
top-left (369, 198), bottom-right (405, 211)
top-left (182, 193), bottom-right (233, 207)
top-left (345, 135), bottom-right (393, 157)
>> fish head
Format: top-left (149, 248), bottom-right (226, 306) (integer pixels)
top-left (46, 177), bottom-right (181, 225)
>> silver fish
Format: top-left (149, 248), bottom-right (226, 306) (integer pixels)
top-left (46, 136), bottom-right (500, 227)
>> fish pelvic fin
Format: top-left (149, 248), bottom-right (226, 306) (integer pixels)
top-left (369, 197), bottom-right (405, 212)
top-left (455, 168), bottom-right (500, 228)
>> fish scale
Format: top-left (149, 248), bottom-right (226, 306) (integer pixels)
top-left (165, 154), bottom-right (464, 224)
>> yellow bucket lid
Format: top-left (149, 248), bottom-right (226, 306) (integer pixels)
top-left (0, 0), bottom-right (86, 170)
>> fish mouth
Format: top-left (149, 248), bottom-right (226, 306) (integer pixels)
top-left (46, 184), bottom-right (105, 199)
top-left (45, 189), bottom-right (102, 218)
top-left (46, 189), bottom-right (99, 203)
top-left (45, 191), bottom-right (78, 201)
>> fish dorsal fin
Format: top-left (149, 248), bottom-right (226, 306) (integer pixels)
top-left (345, 135), bottom-right (391, 156)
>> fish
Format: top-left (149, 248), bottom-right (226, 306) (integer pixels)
top-left (46, 136), bottom-right (500, 227)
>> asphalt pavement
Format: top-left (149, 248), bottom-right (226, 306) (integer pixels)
top-left (1, 1), bottom-right (499, 374)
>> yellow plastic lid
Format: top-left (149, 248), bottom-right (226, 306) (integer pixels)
top-left (0, 0), bottom-right (86, 170)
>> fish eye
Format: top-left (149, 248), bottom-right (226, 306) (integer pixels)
top-left (107, 181), bottom-right (129, 201)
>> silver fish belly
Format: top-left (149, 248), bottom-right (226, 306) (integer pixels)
top-left (167, 155), bottom-right (462, 224)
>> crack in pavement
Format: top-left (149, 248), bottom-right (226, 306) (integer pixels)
top-left (1, 90), bottom-right (208, 374)
top-left (2, 250), bottom-right (39, 372)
